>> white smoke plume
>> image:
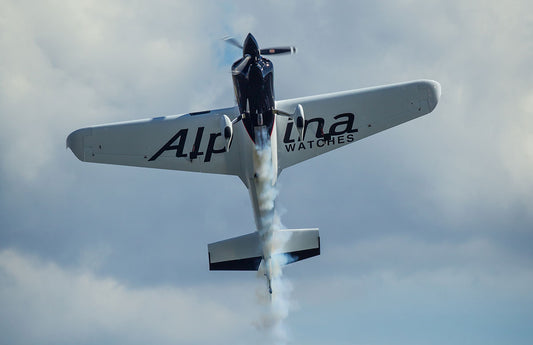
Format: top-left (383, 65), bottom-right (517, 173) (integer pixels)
top-left (254, 127), bottom-right (293, 344)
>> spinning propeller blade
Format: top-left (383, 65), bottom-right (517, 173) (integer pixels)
top-left (222, 36), bottom-right (243, 49)
top-left (260, 46), bottom-right (297, 55)
top-left (223, 35), bottom-right (296, 56)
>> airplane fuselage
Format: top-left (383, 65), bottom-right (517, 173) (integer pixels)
top-left (230, 34), bottom-right (280, 233)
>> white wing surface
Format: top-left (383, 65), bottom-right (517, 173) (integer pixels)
top-left (67, 106), bottom-right (242, 175)
top-left (275, 80), bottom-right (441, 170)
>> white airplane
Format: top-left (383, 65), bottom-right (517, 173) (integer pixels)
top-left (67, 33), bottom-right (441, 293)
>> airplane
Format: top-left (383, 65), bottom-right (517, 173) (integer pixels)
top-left (67, 33), bottom-right (441, 294)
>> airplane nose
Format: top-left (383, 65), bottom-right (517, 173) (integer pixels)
top-left (243, 33), bottom-right (259, 57)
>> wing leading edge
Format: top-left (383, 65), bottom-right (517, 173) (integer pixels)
top-left (67, 106), bottom-right (242, 176)
top-left (67, 80), bottom-right (440, 176)
top-left (275, 79), bottom-right (441, 170)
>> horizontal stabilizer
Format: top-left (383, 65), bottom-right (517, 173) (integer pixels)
top-left (208, 232), bottom-right (262, 270)
top-left (208, 228), bottom-right (320, 271)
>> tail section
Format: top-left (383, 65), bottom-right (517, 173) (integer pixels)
top-left (208, 232), bottom-right (263, 271)
top-left (208, 228), bottom-right (320, 271)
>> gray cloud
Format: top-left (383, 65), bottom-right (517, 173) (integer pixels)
top-left (1, 0), bottom-right (532, 344)
top-left (0, 249), bottom-right (261, 345)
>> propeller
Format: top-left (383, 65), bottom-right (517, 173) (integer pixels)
top-left (222, 36), bottom-right (243, 49)
top-left (260, 46), bottom-right (297, 55)
top-left (223, 35), bottom-right (296, 56)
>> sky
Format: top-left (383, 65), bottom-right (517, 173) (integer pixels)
top-left (1, 0), bottom-right (532, 344)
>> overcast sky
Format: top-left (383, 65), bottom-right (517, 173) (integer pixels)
top-left (1, 1), bottom-right (532, 344)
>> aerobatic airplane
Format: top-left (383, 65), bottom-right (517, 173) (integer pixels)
top-left (67, 33), bottom-right (441, 293)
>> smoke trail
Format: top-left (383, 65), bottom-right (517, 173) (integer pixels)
top-left (254, 127), bottom-right (293, 344)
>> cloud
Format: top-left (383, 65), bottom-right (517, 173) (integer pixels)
top-left (269, 0), bottom-right (533, 234)
top-left (1, 0), bottom-right (533, 344)
top-left (0, 249), bottom-right (252, 345)
top-left (0, 0), bottom-right (232, 183)
top-left (321, 235), bottom-right (532, 278)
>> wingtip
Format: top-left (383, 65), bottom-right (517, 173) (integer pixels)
top-left (428, 80), bottom-right (441, 111)
top-left (430, 80), bottom-right (441, 99)
top-left (417, 79), bottom-right (441, 112)
top-left (66, 128), bottom-right (91, 161)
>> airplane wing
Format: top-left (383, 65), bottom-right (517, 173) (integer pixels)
top-left (67, 106), bottom-right (242, 176)
top-left (275, 80), bottom-right (441, 170)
